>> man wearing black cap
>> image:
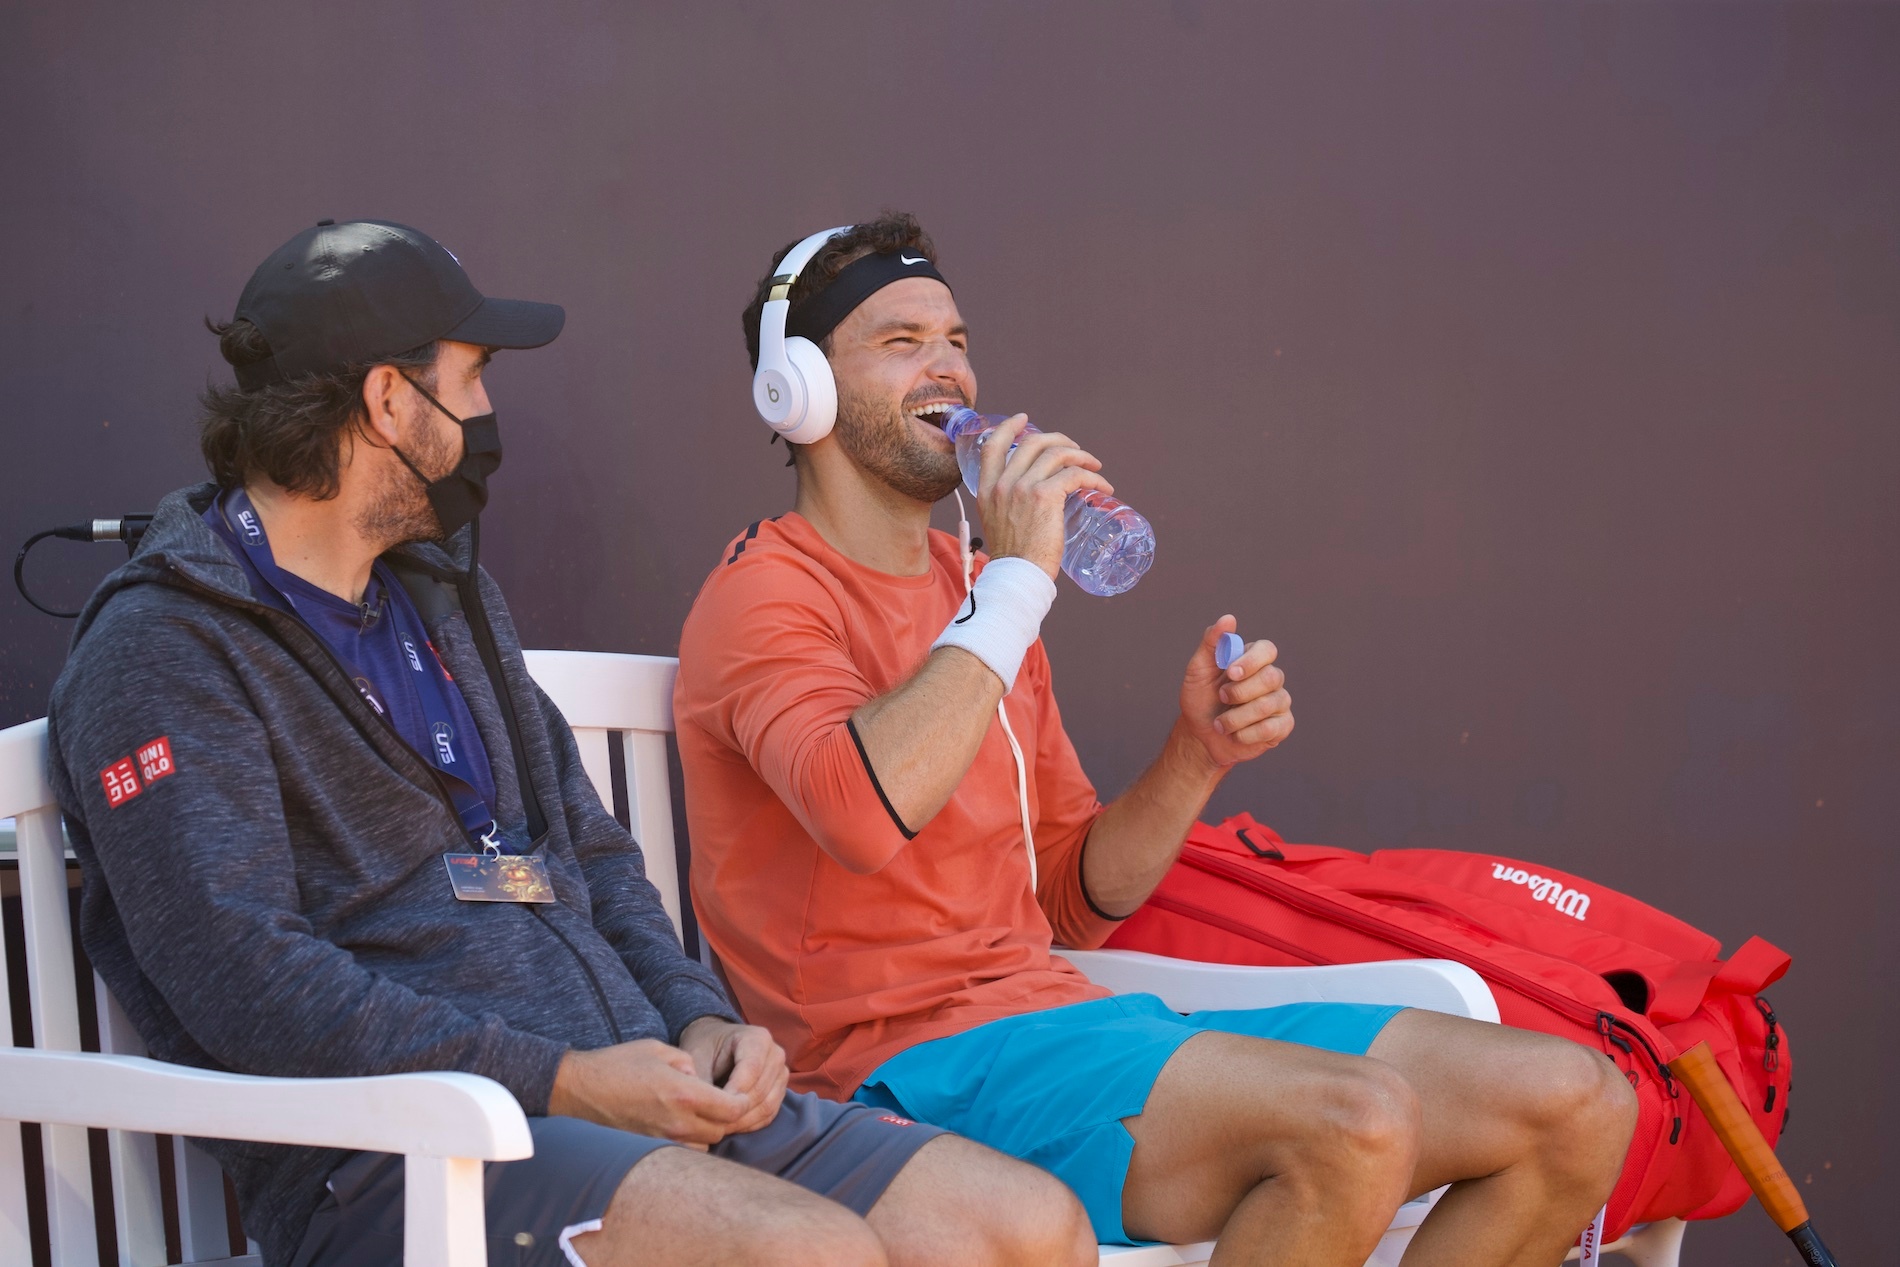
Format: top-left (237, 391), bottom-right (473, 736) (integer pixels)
top-left (46, 220), bottom-right (1090, 1267)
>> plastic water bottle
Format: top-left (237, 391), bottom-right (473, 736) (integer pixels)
top-left (942, 408), bottom-right (1156, 597)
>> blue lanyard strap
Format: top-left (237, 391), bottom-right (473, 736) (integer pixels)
top-left (212, 490), bottom-right (507, 847)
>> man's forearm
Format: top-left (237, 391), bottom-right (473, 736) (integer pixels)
top-left (850, 646), bottom-right (1006, 832)
top-left (1081, 719), bottom-right (1228, 916)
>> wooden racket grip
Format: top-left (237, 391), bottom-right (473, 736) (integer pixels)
top-left (1669, 1040), bottom-right (1808, 1231)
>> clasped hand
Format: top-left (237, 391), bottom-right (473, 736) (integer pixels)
top-left (548, 1016), bottom-right (788, 1148)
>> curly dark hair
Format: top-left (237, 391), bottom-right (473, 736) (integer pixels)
top-left (741, 211), bottom-right (938, 370)
top-left (198, 318), bottom-right (438, 498)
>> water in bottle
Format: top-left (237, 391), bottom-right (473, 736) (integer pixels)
top-left (941, 408), bottom-right (1155, 597)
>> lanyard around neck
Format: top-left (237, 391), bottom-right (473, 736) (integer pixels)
top-left (216, 489), bottom-right (503, 848)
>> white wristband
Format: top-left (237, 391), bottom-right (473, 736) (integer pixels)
top-left (931, 557), bottom-right (1057, 692)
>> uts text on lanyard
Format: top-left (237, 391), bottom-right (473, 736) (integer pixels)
top-left (444, 827), bottom-right (554, 903)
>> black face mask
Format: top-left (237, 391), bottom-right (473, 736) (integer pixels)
top-left (394, 375), bottom-right (502, 540)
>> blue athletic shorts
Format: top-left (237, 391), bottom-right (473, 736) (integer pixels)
top-left (852, 992), bottom-right (1405, 1244)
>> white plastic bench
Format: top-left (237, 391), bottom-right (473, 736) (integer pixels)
top-left (0, 649), bottom-right (1686, 1265)
top-left (0, 716), bottom-right (531, 1267)
top-left (522, 650), bottom-right (1687, 1267)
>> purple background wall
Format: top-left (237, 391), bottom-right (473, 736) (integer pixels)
top-left (4, 3), bottom-right (1896, 1261)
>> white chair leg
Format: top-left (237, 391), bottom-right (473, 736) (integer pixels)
top-left (1362, 1222), bottom-right (1417, 1267)
top-left (0, 1121), bottom-right (28, 1266)
top-left (42, 1121), bottom-right (95, 1267)
top-left (175, 1136), bottom-right (234, 1260)
top-left (404, 1154), bottom-right (487, 1267)
top-left (1615, 1218), bottom-right (1686, 1267)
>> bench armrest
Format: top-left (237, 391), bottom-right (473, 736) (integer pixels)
top-left (1060, 950), bottom-right (1501, 1023)
top-left (0, 1049), bottom-right (532, 1160)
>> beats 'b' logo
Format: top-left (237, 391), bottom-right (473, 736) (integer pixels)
top-left (767, 384), bottom-right (781, 403)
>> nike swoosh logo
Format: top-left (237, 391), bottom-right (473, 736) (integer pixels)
top-left (900, 254), bottom-right (927, 265)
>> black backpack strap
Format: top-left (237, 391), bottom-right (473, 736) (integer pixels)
top-left (386, 526), bottom-right (548, 841)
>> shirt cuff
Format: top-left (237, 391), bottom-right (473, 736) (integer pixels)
top-left (482, 1027), bottom-right (573, 1117)
top-left (645, 968), bottom-right (743, 1043)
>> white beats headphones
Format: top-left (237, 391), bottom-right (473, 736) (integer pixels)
top-left (752, 224), bottom-right (854, 445)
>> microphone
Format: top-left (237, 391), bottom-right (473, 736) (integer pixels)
top-left (15, 514), bottom-right (156, 617)
top-left (47, 515), bottom-right (154, 546)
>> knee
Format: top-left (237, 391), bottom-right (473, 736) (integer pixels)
top-left (1527, 1040), bottom-right (1639, 1178)
top-left (764, 1212), bottom-right (889, 1267)
top-left (965, 1166), bottom-right (1095, 1267)
top-left (1302, 1062), bottom-right (1422, 1187)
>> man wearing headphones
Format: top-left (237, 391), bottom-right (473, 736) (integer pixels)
top-left (47, 219), bottom-right (1091, 1267)
top-left (675, 214), bottom-right (1639, 1265)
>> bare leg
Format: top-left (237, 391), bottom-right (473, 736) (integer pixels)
top-left (1369, 1009), bottom-right (1638, 1267)
top-left (1122, 1030), bottom-right (1423, 1266)
top-left (567, 1145), bottom-right (887, 1267)
top-left (866, 1134), bottom-right (1096, 1267)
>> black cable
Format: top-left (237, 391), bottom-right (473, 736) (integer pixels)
top-left (14, 529), bottom-right (82, 617)
top-left (14, 516), bottom-right (154, 618)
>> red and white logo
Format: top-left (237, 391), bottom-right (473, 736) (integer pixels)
top-left (876, 1113), bottom-right (915, 1127)
top-left (136, 736), bottom-right (176, 785)
top-left (99, 757), bottom-right (141, 807)
top-left (1489, 862), bottom-right (1591, 921)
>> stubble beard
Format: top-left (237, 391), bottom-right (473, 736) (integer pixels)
top-left (356, 412), bottom-right (458, 549)
top-left (831, 380), bottom-right (964, 504)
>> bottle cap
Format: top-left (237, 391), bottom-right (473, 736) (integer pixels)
top-left (1216, 632), bottom-right (1244, 671)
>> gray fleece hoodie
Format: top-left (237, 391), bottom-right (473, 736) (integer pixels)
top-left (46, 484), bottom-right (737, 1266)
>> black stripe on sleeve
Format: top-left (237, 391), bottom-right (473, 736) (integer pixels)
top-left (1078, 827), bottom-right (1136, 921)
top-left (725, 520), bottom-right (764, 566)
top-left (845, 717), bottom-right (918, 841)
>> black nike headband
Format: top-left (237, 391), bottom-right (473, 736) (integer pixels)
top-left (786, 249), bottom-right (949, 346)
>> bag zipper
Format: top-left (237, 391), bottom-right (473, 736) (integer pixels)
top-left (1146, 891), bottom-right (1328, 966)
top-left (1756, 996), bottom-right (1781, 1113)
top-left (1181, 846), bottom-right (1684, 1143)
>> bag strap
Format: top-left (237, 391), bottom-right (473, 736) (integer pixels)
top-left (385, 525), bottom-right (548, 842)
top-left (1712, 935), bottom-right (1792, 996)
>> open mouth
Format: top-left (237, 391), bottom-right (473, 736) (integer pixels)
top-left (908, 402), bottom-right (960, 431)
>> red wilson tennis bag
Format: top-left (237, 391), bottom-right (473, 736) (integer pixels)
top-left (1104, 813), bottom-right (1793, 1240)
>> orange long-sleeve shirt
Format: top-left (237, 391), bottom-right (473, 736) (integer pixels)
top-left (675, 513), bottom-right (1117, 1098)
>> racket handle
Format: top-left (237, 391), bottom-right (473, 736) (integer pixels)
top-left (1669, 1041), bottom-right (1809, 1230)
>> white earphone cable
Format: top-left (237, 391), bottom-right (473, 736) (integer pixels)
top-left (954, 489), bottom-right (1038, 894)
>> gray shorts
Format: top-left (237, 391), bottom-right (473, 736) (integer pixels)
top-left (291, 1091), bottom-right (945, 1267)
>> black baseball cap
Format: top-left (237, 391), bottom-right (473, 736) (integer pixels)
top-left (231, 219), bottom-right (565, 391)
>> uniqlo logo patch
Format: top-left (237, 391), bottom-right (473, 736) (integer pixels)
top-left (136, 736), bottom-right (176, 785)
top-left (99, 757), bottom-right (141, 807)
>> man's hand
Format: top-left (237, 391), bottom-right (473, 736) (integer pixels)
top-left (1178, 615), bottom-right (1294, 768)
top-left (976, 414), bottom-right (1114, 579)
top-left (678, 1015), bottom-right (789, 1136)
top-left (548, 1038), bottom-right (753, 1148)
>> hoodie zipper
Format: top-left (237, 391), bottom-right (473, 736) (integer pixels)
top-left (166, 564), bottom-right (628, 1040)
top-left (168, 565), bottom-right (476, 825)
top-left (532, 906), bottom-right (625, 1044)
top-left (1181, 847), bottom-right (1685, 1143)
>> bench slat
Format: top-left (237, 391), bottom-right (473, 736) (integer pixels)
top-left (98, 982), bottom-right (168, 1264)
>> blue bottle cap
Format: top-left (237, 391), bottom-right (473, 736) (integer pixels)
top-left (1216, 632), bottom-right (1244, 671)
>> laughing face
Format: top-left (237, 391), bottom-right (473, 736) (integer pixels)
top-left (822, 275), bottom-right (975, 504)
